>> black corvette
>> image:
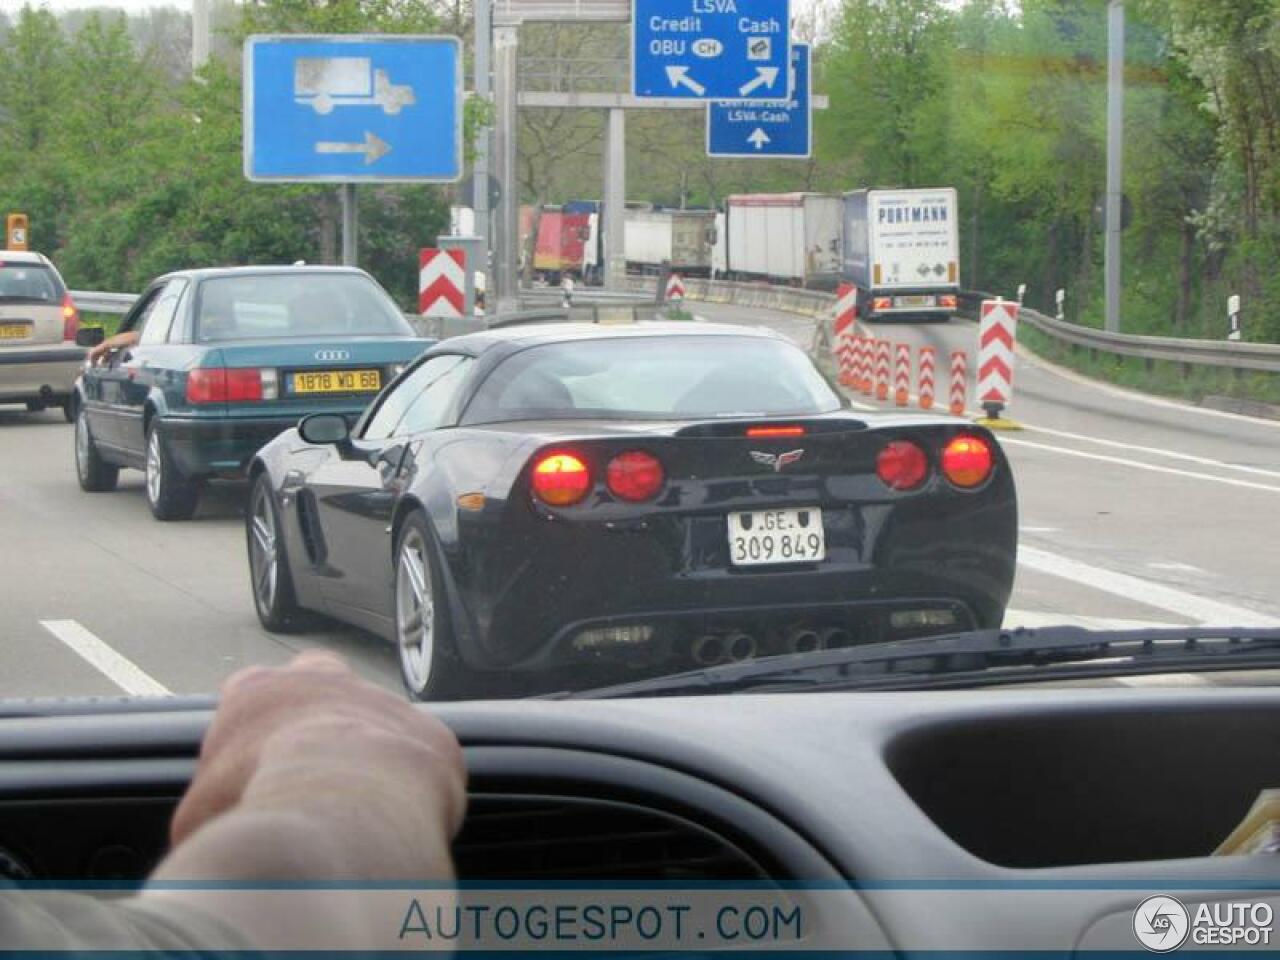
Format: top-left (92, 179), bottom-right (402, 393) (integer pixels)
top-left (246, 321), bottom-right (1017, 699)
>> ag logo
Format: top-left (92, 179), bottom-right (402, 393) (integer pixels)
top-left (1133, 896), bottom-right (1190, 952)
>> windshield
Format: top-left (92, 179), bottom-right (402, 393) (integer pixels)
top-left (462, 335), bottom-right (842, 423)
top-left (0, 0), bottom-right (1276, 708)
top-left (194, 273), bottom-right (412, 342)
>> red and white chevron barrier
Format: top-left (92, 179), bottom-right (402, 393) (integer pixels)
top-left (949, 351), bottom-right (967, 416)
top-left (858, 337), bottom-right (873, 395)
top-left (836, 333), bottom-right (856, 387)
top-left (875, 340), bottom-right (891, 401)
top-left (894, 343), bottom-right (911, 407)
top-left (832, 284), bottom-right (858, 387)
top-left (419, 248), bottom-right (466, 318)
top-left (665, 273), bottom-right (686, 302)
top-left (918, 346), bottom-right (936, 411)
top-left (977, 299), bottom-right (1019, 416)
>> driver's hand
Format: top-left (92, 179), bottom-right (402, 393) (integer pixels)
top-left (87, 340), bottom-right (111, 366)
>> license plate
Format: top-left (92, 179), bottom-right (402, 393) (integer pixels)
top-left (289, 369), bottom-right (382, 395)
top-left (896, 295), bottom-right (936, 307)
top-left (727, 508), bottom-right (825, 567)
top-left (0, 322), bottom-right (30, 340)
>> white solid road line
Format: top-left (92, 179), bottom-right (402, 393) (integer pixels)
top-left (1017, 546), bottom-right (1280, 627)
top-left (39, 619), bottom-right (172, 697)
top-left (1001, 436), bottom-right (1280, 495)
top-left (1022, 423), bottom-right (1280, 481)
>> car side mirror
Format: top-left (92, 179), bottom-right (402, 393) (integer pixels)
top-left (76, 327), bottom-right (105, 348)
top-left (298, 413), bottom-right (351, 448)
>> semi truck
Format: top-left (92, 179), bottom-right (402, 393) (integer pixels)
top-left (622, 207), bottom-right (717, 276)
top-left (719, 193), bottom-right (843, 288)
top-left (842, 188), bottom-right (960, 320)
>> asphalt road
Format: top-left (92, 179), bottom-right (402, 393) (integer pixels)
top-left (2, 300), bottom-right (1277, 699)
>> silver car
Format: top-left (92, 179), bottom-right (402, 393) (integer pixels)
top-left (0, 251), bottom-right (83, 420)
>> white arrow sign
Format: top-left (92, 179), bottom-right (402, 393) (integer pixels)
top-left (747, 128), bottom-right (771, 150)
top-left (738, 66), bottom-right (780, 97)
top-left (665, 65), bottom-right (706, 96)
top-left (314, 130), bottom-right (392, 165)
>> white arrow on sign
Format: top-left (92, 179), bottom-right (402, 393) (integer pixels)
top-left (738, 66), bottom-right (780, 97)
top-left (747, 128), bottom-right (771, 150)
top-left (665, 65), bottom-right (706, 96)
top-left (314, 130), bottom-right (392, 165)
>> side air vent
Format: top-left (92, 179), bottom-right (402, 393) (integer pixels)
top-left (453, 794), bottom-right (773, 881)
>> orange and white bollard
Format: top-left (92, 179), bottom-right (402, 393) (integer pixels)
top-left (858, 338), bottom-right (873, 395)
top-left (918, 346), bottom-right (936, 410)
top-left (949, 351), bottom-right (967, 416)
top-left (875, 340), bottom-right (891, 401)
top-left (894, 343), bottom-right (911, 407)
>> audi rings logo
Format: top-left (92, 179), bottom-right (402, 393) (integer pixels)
top-left (1133, 896), bottom-right (1190, 952)
top-left (314, 349), bottom-right (350, 362)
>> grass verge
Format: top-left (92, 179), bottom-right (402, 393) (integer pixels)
top-left (1018, 321), bottom-right (1280, 408)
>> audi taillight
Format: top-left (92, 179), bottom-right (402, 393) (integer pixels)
top-left (606, 450), bottom-right (664, 503)
top-left (531, 452), bottom-right (591, 506)
top-left (876, 440), bottom-right (929, 491)
top-left (942, 434), bottom-right (993, 488)
top-left (61, 294), bottom-right (79, 341)
top-left (186, 368), bottom-right (267, 404)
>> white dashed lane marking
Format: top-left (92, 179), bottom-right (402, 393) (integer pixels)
top-left (39, 619), bottom-right (172, 697)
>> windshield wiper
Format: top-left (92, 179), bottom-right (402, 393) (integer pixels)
top-left (552, 626), bottom-right (1280, 699)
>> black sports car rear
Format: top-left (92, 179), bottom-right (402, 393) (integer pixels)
top-left (247, 322), bottom-right (1017, 699)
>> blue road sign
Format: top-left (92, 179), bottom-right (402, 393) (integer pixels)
top-left (707, 42), bottom-right (809, 158)
top-left (632, 0), bottom-right (790, 101)
top-left (244, 35), bottom-right (462, 183)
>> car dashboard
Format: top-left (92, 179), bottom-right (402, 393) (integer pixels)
top-left (2, 687), bottom-right (1279, 950)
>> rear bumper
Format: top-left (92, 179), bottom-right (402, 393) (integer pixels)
top-left (0, 346), bottom-right (83, 401)
top-left (161, 413), bottom-right (358, 477)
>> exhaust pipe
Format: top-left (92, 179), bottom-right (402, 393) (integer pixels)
top-left (725, 631), bottom-right (757, 662)
top-left (691, 634), bottom-right (726, 666)
top-left (819, 626), bottom-right (851, 649)
top-left (785, 627), bottom-right (823, 654)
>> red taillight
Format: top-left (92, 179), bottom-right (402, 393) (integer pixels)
top-left (746, 425), bottom-right (806, 438)
top-left (531, 452), bottom-right (592, 506)
top-left (186, 368), bottom-right (263, 404)
top-left (876, 440), bottom-right (929, 491)
top-left (942, 434), bottom-right (993, 488)
top-left (606, 450), bottom-right (665, 502)
top-left (939, 294), bottom-right (958, 309)
top-left (873, 297), bottom-right (893, 311)
top-left (61, 294), bottom-right (79, 341)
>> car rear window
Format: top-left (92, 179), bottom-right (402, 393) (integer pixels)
top-left (0, 263), bottom-right (61, 304)
top-left (461, 334), bottom-right (842, 424)
top-left (194, 273), bottom-right (413, 342)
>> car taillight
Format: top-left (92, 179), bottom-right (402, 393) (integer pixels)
top-left (876, 440), bottom-right (929, 491)
top-left (939, 294), bottom-right (958, 309)
top-left (873, 297), bottom-right (893, 311)
top-left (746, 425), bottom-right (805, 438)
top-left (531, 452), bottom-right (591, 506)
top-left (606, 450), bottom-right (665, 502)
top-left (186, 368), bottom-right (265, 404)
top-left (61, 294), bottom-right (79, 341)
top-left (942, 434), bottom-right (993, 488)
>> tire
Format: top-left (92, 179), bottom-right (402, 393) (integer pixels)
top-left (144, 422), bottom-right (200, 521)
top-left (247, 472), bottom-right (305, 632)
top-left (62, 397), bottom-right (75, 424)
top-left (74, 405), bottom-right (119, 493)
top-left (393, 511), bottom-right (472, 701)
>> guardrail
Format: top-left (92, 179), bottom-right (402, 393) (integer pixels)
top-left (72, 290), bottom-right (137, 314)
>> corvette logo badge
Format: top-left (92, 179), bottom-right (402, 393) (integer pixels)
top-left (750, 449), bottom-right (805, 472)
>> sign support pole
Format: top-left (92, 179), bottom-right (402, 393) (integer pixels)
top-left (341, 183), bottom-right (358, 267)
top-left (473, 0), bottom-right (493, 272)
top-left (604, 108), bottom-right (627, 289)
top-left (493, 25), bottom-right (520, 311)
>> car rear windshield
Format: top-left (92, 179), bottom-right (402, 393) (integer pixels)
top-left (461, 335), bottom-right (842, 424)
top-left (193, 273), bottom-right (412, 342)
top-left (0, 262), bottom-right (61, 304)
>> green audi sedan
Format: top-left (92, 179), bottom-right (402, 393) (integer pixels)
top-left (72, 265), bottom-right (433, 520)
